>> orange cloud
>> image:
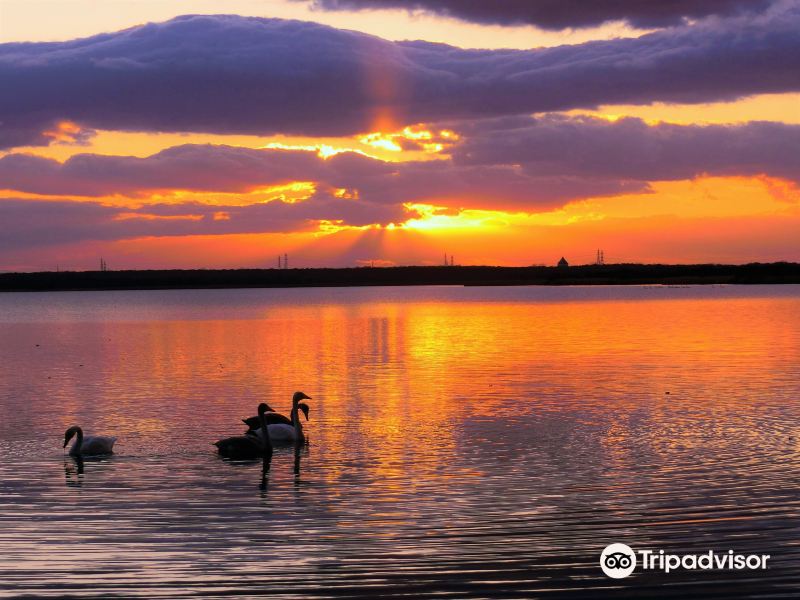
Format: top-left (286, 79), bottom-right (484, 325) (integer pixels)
top-left (41, 121), bottom-right (93, 145)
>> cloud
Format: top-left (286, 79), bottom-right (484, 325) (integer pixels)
top-left (302, 0), bottom-right (777, 30)
top-left (340, 161), bottom-right (648, 209)
top-left (0, 142), bottom-right (646, 209)
top-left (0, 117), bottom-right (61, 150)
top-left (0, 193), bottom-right (411, 252)
top-left (2, 116), bottom-right (798, 211)
top-left (451, 115), bottom-right (800, 183)
top-left (1, 9), bottom-right (799, 148)
top-left (0, 145), bottom-right (330, 196)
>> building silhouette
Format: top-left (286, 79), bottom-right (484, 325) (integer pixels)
top-left (557, 257), bottom-right (569, 268)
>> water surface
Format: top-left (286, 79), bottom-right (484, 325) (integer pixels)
top-left (1, 285), bottom-right (799, 598)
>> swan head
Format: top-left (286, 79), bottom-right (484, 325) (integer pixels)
top-left (63, 426), bottom-right (81, 448)
top-left (292, 391), bottom-right (312, 404)
top-left (257, 403), bottom-right (270, 416)
top-left (298, 402), bottom-right (310, 421)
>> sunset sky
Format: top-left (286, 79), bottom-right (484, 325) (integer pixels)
top-left (1, 0), bottom-right (798, 271)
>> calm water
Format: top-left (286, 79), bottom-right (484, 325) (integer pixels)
top-left (0, 285), bottom-right (799, 598)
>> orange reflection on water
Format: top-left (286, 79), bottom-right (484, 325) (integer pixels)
top-left (2, 286), bottom-right (800, 597)
top-left (7, 287), bottom-right (799, 493)
top-left (289, 293), bottom-right (771, 455)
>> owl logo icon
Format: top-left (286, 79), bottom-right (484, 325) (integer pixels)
top-left (600, 543), bottom-right (637, 578)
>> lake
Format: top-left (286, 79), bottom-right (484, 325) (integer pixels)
top-left (0, 285), bottom-right (799, 598)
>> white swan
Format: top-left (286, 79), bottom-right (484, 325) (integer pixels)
top-left (63, 426), bottom-right (117, 456)
top-left (252, 391), bottom-right (311, 444)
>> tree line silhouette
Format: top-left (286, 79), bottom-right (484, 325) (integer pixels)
top-left (0, 262), bottom-right (798, 292)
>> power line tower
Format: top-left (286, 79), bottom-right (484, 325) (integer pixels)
top-left (100, 257), bottom-right (108, 272)
top-left (284, 253), bottom-right (288, 269)
top-left (596, 249), bottom-right (605, 265)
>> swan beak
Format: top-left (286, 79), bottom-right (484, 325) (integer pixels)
top-left (298, 403), bottom-right (310, 421)
top-left (296, 392), bottom-right (312, 401)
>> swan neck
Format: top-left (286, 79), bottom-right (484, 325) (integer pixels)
top-left (259, 410), bottom-right (272, 453)
top-left (292, 404), bottom-right (304, 438)
top-left (74, 427), bottom-right (83, 454)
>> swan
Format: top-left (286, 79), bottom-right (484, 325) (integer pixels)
top-left (243, 403), bottom-right (293, 428)
top-left (63, 426), bottom-right (117, 456)
top-left (244, 401), bottom-right (310, 432)
top-left (214, 403), bottom-right (273, 459)
top-left (251, 391), bottom-right (311, 444)
top-left (268, 401), bottom-right (309, 443)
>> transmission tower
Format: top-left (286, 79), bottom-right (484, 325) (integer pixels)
top-left (596, 249), bottom-right (605, 265)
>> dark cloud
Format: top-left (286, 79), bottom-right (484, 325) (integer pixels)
top-left (1, 9), bottom-right (799, 148)
top-left (452, 115), bottom-right (800, 183)
top-left (0, 193), bottom-right (411, 251)
top-left (0, 145), bottom-right (330, 196)
top-left (340, 161), bottom-right (648, 209)
top-left (0, 117), bottom-right (56, 150)
top-left (303, 0), bottom-right (776, 30)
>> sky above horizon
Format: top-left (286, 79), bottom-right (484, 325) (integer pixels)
top-left (0, 0), bottom-right (798, 271)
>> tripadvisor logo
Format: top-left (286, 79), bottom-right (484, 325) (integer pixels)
top-left (601, 543), bottom-right (637, 578)
top-left (600, 544), bottom-right (770, 579)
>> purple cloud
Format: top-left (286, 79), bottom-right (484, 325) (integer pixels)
top-left (0, 117), bottom-right (56, 150)
top-left (302, 0), bottom-right (776, 30)
top-left (451, 115), bottom-right (800, 183)
top-left (0, 145), bottom-right (330, 196)
top-left (337, 161), bottom-right (648, 209)
top-left (2, 116), bottom-right (798, 211)
top-left (1, 9), bottom-right (799, 148)
top-left (0, 193), bottom-right (412, 251)
top-left (0, 142), bottom-right (647, 209)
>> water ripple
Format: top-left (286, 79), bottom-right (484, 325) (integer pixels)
top-left (0, 286), bottom-right (799, 597)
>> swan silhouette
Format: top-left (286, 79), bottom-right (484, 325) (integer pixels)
top-left (63, 426), bottom-right (117, 456)
top-left (215, 403), bottom-right (273, 459)
top-left (243, 402), bottom-right (293, 428)
top-left (249, 392), bottom-right (311, 444)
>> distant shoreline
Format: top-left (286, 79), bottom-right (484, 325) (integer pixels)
top-left (0, 263), bottom-right (799, 292)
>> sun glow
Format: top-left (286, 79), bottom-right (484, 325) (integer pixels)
top-left (139, 182), bottom-right (317, 206)
top-left (113, 212), bottom-right (203, 222)
top-left (401, 203), bottom-right (509, 231)
top-left (401, 127), bottom-right (432, 140)
top-left (359, 132), bottom-right (403, 152)
top-left (41, 120), bottom-right (90, 144)
top-left (359, 126), bottom-right (458, 156)
top-left (567, 93), bottom-right (800, 126)
top-left (260, 141), bottom-right (360, 159)
top-left (251, 181), bottom-right (317, 204)
top-left (333, 187), bottom-right (359, 199)
top-left (316, 220), bottom-right (382, 236)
